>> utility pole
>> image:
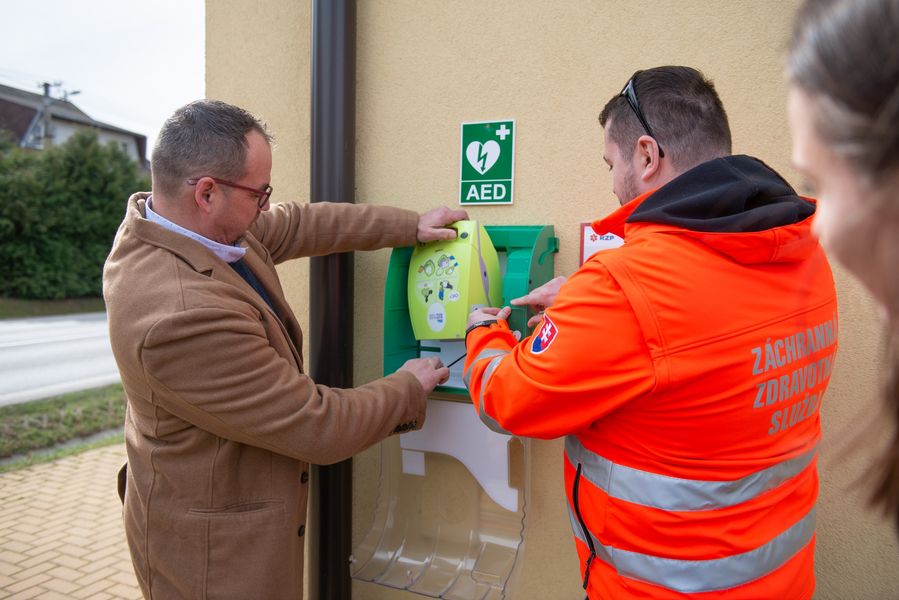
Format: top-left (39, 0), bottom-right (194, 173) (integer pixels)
top-left (40, 81), bottom-right (54, 148)
top-left (36, 81), bottom-right (79, 149)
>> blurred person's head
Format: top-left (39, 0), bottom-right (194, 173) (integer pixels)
top-left (787, 0), bottom-right (899, 312)
top-left (787, 0), bottom-right (899, 531)
top-left (599, 66), bottom-right (732, 205)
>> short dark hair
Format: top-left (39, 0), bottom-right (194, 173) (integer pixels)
top-left (599, 66), bottom-right (732, 172)
top-left (788, 0), bottom-right (899, 184)
top-left (150, 99), bottom-right (273, 197)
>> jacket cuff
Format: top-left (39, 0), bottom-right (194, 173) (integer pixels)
top-left (396, 208), bottom-right (420, 246)
top-left (464, 319), bottom-right (515, 352)
top-left (387, 369), bottom-right (427, 434)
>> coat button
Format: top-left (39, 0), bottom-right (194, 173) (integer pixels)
top-left (301, 471), bottom-right (309, 484)
top-left (298, 525), bottom-right (305, 537)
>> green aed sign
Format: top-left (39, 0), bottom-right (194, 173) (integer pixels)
top-left (459, 119), bottom-right (514, 205)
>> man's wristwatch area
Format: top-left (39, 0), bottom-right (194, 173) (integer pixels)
top-left (465, 319), bottom-right (499, 339)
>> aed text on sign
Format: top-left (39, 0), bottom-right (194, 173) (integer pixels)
top-left (463, 182), bottom-right (509, 202)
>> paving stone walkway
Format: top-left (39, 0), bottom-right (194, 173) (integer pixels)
top-left (0, 444), bottom-right (142, 599)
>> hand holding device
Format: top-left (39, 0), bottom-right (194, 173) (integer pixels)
top-left (399, 357), bottom-right (450, 393)
top-left (417, 206), bottom-right (470, 242)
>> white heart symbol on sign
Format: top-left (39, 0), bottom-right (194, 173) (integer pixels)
top-left (466, 140), bottom-right (500, 175)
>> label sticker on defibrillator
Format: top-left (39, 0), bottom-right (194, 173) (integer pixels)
top-left (427, 302), bottom-right (447, 332)
top-left (530, 314), bottom-right (558, 354)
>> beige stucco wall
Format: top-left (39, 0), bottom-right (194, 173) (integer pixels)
top-left (206, 1), bottom-right (898, 598)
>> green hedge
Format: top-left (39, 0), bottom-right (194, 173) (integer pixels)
top-left (0, 130), bottom-right (149, 299)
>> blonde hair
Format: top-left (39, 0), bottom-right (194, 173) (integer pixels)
top-left (788, 0), bottom-right (899, 531)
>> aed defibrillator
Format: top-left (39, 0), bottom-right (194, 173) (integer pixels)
top-left (407, 220), bottom-right (502, 341)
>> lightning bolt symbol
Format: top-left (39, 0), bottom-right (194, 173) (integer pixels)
top-left (478, 144), bottom-right (489, 173)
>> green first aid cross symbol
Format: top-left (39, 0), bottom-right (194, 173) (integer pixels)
top-left (459, 120), bottom-right (514, 205)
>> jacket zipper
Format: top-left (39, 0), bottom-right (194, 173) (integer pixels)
top-left (573, 462), bottom-right (597, 590)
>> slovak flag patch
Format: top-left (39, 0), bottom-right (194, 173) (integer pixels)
top-left (531, 314), bottom-right (558, 355)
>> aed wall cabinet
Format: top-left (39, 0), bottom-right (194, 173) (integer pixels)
top-left (351, 225), bottom-right (558, 599)
top-left (385, 224), bottom-right (558, 397)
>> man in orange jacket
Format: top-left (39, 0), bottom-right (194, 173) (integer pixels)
top-left (464, 66), bottom-right (836, 599)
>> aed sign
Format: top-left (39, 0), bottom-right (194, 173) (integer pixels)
top-left (459, 119), bottom-right (514, 205)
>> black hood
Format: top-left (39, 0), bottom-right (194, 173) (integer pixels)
top-left (627, 155), bottom-right (815, 233)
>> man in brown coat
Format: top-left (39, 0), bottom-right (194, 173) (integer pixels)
top-left (103, 99), bottom-right (462, 599)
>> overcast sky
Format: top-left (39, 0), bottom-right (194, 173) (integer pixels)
top-left (0, 0), bottom-right (204, 156)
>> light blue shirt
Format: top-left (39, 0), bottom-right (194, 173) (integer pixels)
top-left (145, 195), bottom-right (247, 263)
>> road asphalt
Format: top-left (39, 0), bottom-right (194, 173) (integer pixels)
top-left (0, 312), bottom-right (120, 406)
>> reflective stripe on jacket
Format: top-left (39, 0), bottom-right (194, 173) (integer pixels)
top-left (463, 156), bottom-right (837, 599)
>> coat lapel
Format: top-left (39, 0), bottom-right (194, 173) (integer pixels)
top-left (127, 194), bottom-right (305, 371)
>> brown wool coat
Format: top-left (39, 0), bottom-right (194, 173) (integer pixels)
top-left (103, 193), bottom-right (426, 599)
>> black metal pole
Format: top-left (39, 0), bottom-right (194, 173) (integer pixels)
top-left (310, 1), bottom-right (356, 599)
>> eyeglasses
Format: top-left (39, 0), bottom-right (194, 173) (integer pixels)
top-left (186, 176), bottom-right (273, 208)
top-left (620, 74), bottom-right (665, 158)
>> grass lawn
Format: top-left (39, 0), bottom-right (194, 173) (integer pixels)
top-left (0, 384), bottom-right (125, 473)
top-left (0, 296), bottom-right (106, 319)
top-left (0, 299), bottom-right (120, 472)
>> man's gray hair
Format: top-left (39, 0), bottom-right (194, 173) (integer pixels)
top-left (151, 99), bottom-right (273, 197)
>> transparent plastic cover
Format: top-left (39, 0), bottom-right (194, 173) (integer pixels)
top-left (351, 400), bottom-right (528, 599)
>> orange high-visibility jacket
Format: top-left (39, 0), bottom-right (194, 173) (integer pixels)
top-left (464, 156), bottom-right (837, 599)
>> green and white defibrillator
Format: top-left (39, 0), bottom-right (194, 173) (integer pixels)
top-left (407, 220), bottom-right (502, 340)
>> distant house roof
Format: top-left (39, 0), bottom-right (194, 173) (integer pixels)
top-left (0, 82), bottom-right (148, 163)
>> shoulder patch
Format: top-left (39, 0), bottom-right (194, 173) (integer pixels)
top-left (530, 314), bottom-right (558, 355)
